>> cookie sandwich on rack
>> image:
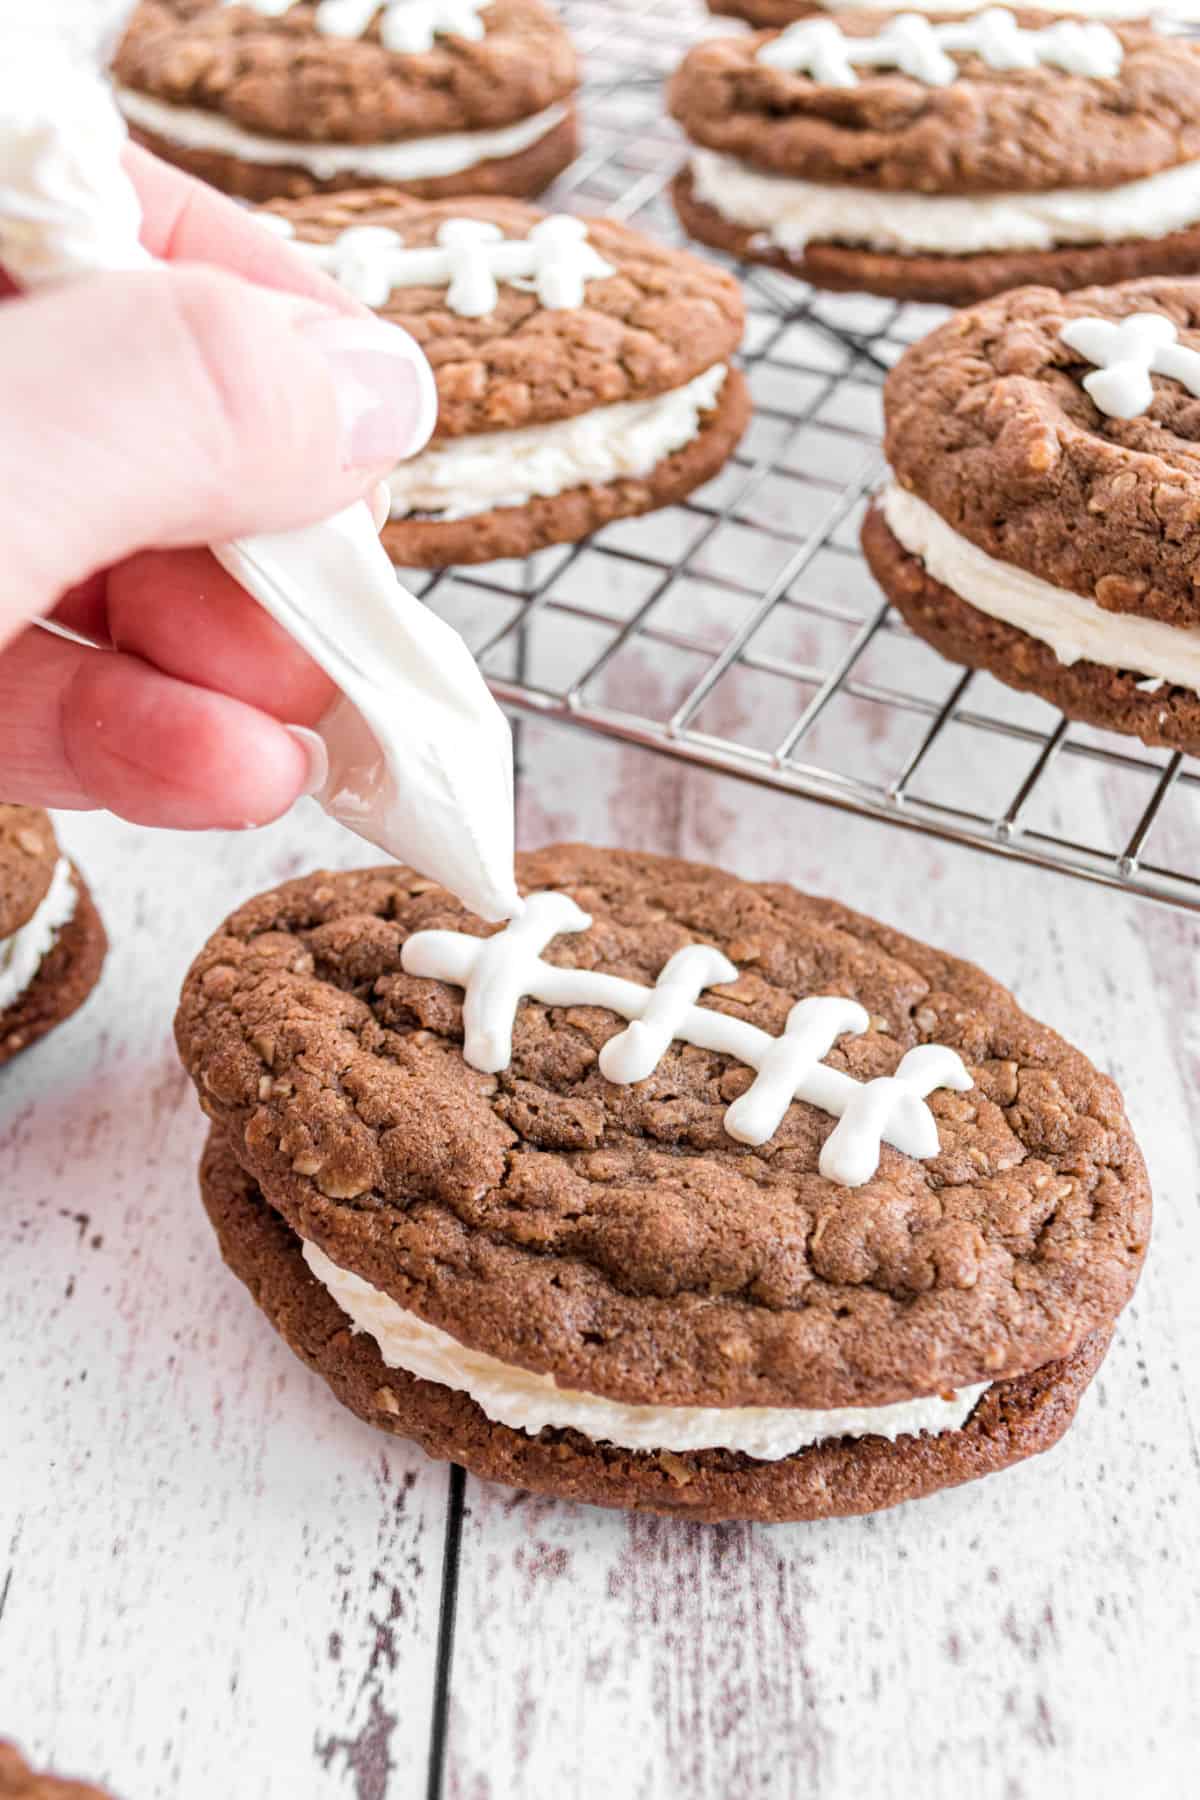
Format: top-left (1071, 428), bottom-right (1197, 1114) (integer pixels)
top-left (177, 846), bottom-right (1149, 1523)
top-left (865, 277), bottom-right (1200, 751)
top-left (670, 10), bottom-right (1200, 306)
top-left (258, 191), bottom-right (750, 565)
top-left (0, 808), bottom-right (106, 1068)
top-left (112, 0), bottom-right (579, 202)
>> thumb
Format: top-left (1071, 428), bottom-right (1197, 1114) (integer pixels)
top-left (0, 264), bottom-right (436, 632)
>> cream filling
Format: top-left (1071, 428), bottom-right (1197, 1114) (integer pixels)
top-left (823, 0), bottom-right (1193, 15)
top-left (388, 363), bottom-right (728, 522)
top-left (303, 1241), bottom-right (989, 1461)
top-left (0, 857), bottom-right (76, 1012)
top-left (883, 481), bottom-right (1200, 690)
top-left (689, 147), bottom-right (1200, 257)
top-left (114, 89), bottom-right (568, 183)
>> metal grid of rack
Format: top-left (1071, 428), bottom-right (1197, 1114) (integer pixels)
top-left (399, 0), bottom-right (1200, 913)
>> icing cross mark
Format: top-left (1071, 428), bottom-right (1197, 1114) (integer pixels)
top-left (400, 892), bottom-right (973, 1187)
top-left (1060, 313), bottom-right (1200, 421)
top-left (226, 0), bottom-right (487, 55)
top-left (758, 9), bottom-right (1122, 90)
top-left (263, 214), bottom-right (614, 316)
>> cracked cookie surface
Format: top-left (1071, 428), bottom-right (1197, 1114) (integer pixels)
top-left (175, 846), bottom-right (1149, 1413)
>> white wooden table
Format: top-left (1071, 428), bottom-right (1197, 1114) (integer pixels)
top-left (3, 718), bottom-right (1199, 1799)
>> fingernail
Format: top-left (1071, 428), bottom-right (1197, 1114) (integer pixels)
top-left (369, 479), bottom-right (392, 533)
top-left (301, 316), bottom-right (439, 470)
top-left (286, 725), bottom-right (329, 799)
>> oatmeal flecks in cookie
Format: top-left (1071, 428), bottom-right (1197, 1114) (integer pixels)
top-left (261, 191), bottom-right (750, 566)
top-left (113, 0), bottom-right (579, 202)
top-left (0, 807), bottom-right (106, 1068)
top-left (176, 846), bottom-right (1149, 1521)
top-left (670, 11), bottom-right (1200, 304)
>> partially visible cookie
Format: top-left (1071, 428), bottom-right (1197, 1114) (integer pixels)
top-left (670, 12), bottom-right (1200, 305)
top-left (707, 0), bottom-right (1196, 28)
top-left (864, 276), bottom-right (1200, 752)
top-left (0, 1743), bottom-right (116, 1800)
top-left (176, 846), bottom-right (1149, 1522)
top-left (113, 0), bottom-right (579, 203)
top-left (0, 811), bottom-right (107, 1067)
top-left (260, 191), bottom-right (750, 566)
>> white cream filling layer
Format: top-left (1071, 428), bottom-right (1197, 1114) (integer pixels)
top-left (689, 147), bottom-right (1200, 257)
top-left (303, 1240), bottom-right (989, 1461)
top-left (114, 88), bottom-right (568, 183)
top-left (388, 363), bottom-right (728, 522)
top-left (824, 0), bottom-right (1192, 16)
top-left (883, 481), bottom-right (1200, 690)
top-left (0, 857), bottom-right (76, 1012)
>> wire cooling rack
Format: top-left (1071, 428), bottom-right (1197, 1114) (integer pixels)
top-left (397, 0), bottom-right (1200, 913)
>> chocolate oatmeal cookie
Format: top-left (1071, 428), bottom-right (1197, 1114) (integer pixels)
top-left (175, 846), bottom-right (1149, 1521)
top-left (113, 0), bottom-right (579, 202)
top-left (261, 191), bottom-right (750, 566)
top-left (865, 276), bottom-right (1200, 751)
top-left (0, 1743), bottom-right (116, 1800)
top-left (669, 12), bottom-right (1200, 304)
top-left (0, 809), bottom-right (106, 1068)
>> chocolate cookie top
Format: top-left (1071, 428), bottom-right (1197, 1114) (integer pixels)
top-left (885, 276), bottom-right (1200, 628)
top-left (0, 1744), bottom-right (114, 1800)
top-left (114, 0), bottom-right (576, 143)
top-left (0, 806), bottom-right (58, 940)
top-left (669, 12), bottom-right (1200, 194)
top-left (261, 192), bottom-right (746, 438)
top-left (176, 846), bottom-right (1149, 1412)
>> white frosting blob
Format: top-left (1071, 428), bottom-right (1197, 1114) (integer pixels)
top-left (114, 89), bottom-right (568, 183)
top-left (302, 1241), bottom-right (990, 1460)
top-left (214, 504), bottom-right (522, 923)
top-left (0, 858), bottom-right (77, 1011)
top-left (689, 147), bottom-right (1200, 256)
top-left (882, 481), bottom-right (1200, 691)
top-left (759, 11), bottom-right (1123, 88)
top-left (389, 363), bottom-right (728, 521)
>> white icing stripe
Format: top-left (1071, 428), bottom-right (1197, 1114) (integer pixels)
top-left (823, 0), bottom-right (1187, 17)
top-left (265, 213), bottom-right (613, 316)
top-left (1061, 312), bottom-right (1200, 419)
top-left (387, 363), bottom-right (727, 522)
top-left (399, 891), bottom-right (971, 1180)
top-left (881, 481), bottom-right (1200, 692)
top-left (0, 858), bottom-right (76, 1011)
top-left (114, 89), bottom-right (568, 184)
top-left (302, 1241), bottom-right (991, 1460)
top-left (688, 147), bottom-right (1200, 257)
top-left (758, 10), bottom-right (1122, 89)
top-left (225, 0), bottom-right (487, 53)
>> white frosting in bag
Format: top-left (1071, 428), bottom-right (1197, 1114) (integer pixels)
top-left (115, 88), bottom-right (568, 183)
top-left (303, 1240), bottom-right (990, 1460)
top-left (388, 364), bottom-right (727, 521)
top-left (689, 147), bottom-right (1200, 256)
top-left (882, 481), bottom-right (1200, 692)
top-left (0, 859), bottom-right (77, 1010)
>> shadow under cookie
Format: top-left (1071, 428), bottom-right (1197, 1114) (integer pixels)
top-left (0, 869), bottom-right (107, 1069)
top-left (672, 167), bottom-right (1200, 309)
top-left (200, 1128), bottom-right (1114, 1525)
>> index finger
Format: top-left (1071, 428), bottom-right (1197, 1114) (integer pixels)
top-left (125, 142), bottom-right (362, 315)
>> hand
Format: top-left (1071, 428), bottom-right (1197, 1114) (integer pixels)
top-left (0, 147), bottom-right (435, 830)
